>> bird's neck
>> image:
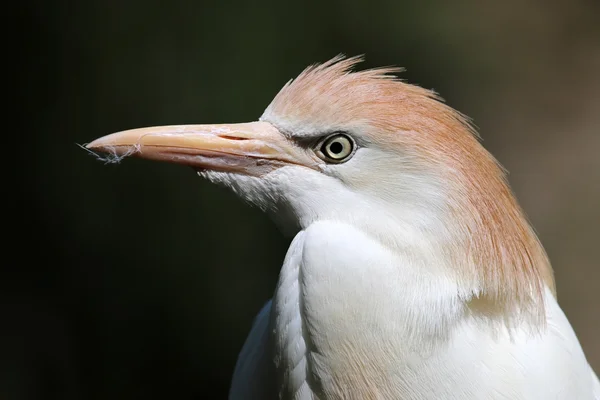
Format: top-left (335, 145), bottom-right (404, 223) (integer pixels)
top-left (267, 162), bottom-right (554, 326)
top-left (355, 196), bottom-right (553, 326)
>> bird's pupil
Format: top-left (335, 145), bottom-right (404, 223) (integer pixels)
top-left (329, 141), bottom-right (343, 154)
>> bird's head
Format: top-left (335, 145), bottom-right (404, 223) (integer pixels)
top-left (87, 55), bottom-right (553, 323)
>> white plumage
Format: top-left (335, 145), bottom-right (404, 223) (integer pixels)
top-left (87, 56), bottom-right (599, 399)
top-left (232, 222), bottom-right (599, 399)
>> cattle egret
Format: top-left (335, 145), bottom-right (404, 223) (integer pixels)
top-left (87, 56), bottom-right (599, 399)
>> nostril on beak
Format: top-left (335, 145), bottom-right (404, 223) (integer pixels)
top-left (218, 135), bottom-right (250, 141)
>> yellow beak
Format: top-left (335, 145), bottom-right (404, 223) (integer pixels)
top-left (86, 121), bottom-right (316, 176)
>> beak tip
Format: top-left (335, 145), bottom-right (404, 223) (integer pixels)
top-left (83, 133), bottom-right (138, 159)
top-left (85, 139), bottom-right (101, 150)
top-left (85, 131), bottom-right (129, 152)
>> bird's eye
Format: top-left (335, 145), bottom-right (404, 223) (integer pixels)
top-left (317, 133), bottom-right (355, 163)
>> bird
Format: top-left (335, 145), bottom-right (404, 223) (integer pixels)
top-left (86, 55), bottom-right (600, 400)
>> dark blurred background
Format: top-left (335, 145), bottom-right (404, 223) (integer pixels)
top-left (8, 0), bottom-right (600, 399)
